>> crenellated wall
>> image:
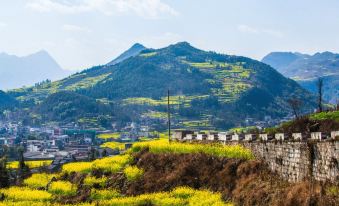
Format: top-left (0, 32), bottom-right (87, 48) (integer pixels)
top-left (174, 130), bottom-right (339, 183)
top-left (231, 141), bottom-right (339, 183)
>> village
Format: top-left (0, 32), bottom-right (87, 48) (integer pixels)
top-left (0, 120), bottom-right (160, 171)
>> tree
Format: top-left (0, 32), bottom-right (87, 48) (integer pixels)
top-left (288, 98), bottom-right (303, 119)
top-left (0, 146), bottom-right (9, 188)
top-left (317, 78), bottom-right (323, 112)
top-left (17, 147), bottom-right (30, 182)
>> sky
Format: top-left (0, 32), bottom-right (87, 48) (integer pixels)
top-left (0, 0), bottom-right (339, 71)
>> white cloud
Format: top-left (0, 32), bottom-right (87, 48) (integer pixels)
top-left (26, 0), bottom-right (178, 19)
top-left (237, 24), bottom-right (283, 38)
top-left (62, 24), bottom-right (91, 33)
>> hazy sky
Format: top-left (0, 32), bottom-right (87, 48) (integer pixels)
top-left (1, 0), bottom-right (339, 71)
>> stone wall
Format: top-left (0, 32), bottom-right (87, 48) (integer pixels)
top-left (236, 141), bottom-right (339, 183)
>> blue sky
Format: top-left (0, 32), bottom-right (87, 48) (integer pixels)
top-left (0, 0), bottom-right (339, 71)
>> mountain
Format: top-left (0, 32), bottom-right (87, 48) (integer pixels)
top-left (262, 51), bottom-right (339, 103)
top-left (0, 50), bottom-right (71, 90)
top-left (262, 51), bottom-right (339, 79)
top-left (9, 42), bottom-right (316, 129)
top-left (107, 43), bottom-right (146, 66)
top-left (298, 74), bottom-right (339, 104)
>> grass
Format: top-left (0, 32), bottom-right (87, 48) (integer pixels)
top-left (7, 160), bottom-right (52, 169)
top-left (130, 139), bottom-right (254, 160)
top-left (309, 110), bottom-right (339, 122)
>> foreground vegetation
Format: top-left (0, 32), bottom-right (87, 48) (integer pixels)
top-left (0, 140), bottom-right (252, 205)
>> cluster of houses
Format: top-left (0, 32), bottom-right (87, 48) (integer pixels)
top-left (172, 130), bottom-right (339, 142)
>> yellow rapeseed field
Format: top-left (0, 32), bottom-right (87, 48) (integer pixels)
top-left (123, 166), bottom-right (144, 181)
top-left (7, 160), bottom-right (53, 169)
top-left (23, 173), bottom-right (57, 189)
top-left (131, 139), bottom-right (254, 159)
top-left (0, 187), bottom-right (52, 202)
top-left (48, 181), bottom-right (76, 196)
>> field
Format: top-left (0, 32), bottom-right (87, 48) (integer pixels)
top-left (97, 133), bottom-right (121, 139)
top-left (131, 139), bottom-right (254, 160)
top-left (7, 160), bottom-right (53, 169)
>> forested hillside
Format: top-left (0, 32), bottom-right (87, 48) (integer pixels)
top-left (7, 42), bottom-right (316, 129)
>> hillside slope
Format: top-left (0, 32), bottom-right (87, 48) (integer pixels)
top-left (9, 42), bottom-right (316, 129)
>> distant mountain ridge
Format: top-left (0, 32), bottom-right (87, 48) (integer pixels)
top-left (107, 43), bottom-right (146, 66)
top-left (0, 50), bottom-right (71, 90)
top-left (262, 51), bottom-right (339, 103)
top-left (9, 42), bottom-right (316, 129)
top-left (262, 51), bottom-right (339, 79)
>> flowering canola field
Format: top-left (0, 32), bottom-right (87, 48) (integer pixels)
top-left (0, 140), bottom-right (251, 205)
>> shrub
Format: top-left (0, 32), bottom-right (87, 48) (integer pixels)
top-left (123, 166), bottom-right (144, 181)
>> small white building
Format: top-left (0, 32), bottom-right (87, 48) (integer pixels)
top-left (275, 133), bottom-right (285, 141)
top-left (311, 132), bottom-right (326, 140)
top-left (331, 131), bottom-right (339, 139)
top-left (245, 134), bottom-right (256, 141)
